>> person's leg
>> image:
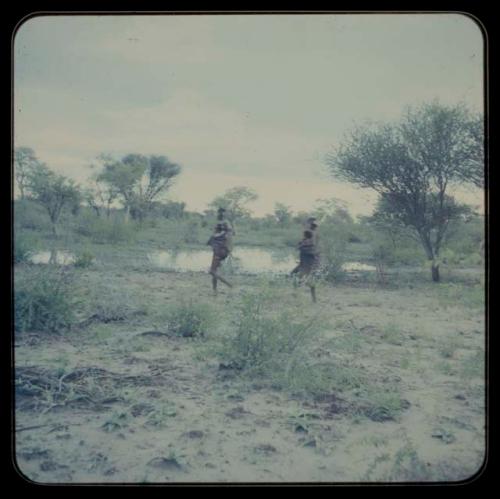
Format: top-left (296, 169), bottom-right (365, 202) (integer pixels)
top-left (216, 250), bottom-right (233, 288)
top-left (210, 254), bottom-right (220, 294)
top-left (210, 253), bottom-right (232, 292)
top-left (310, 263), bottom-right (320, 303)
top-left (309, 284), bottom-right (317, 303)
top-left (303, 265), bottom-right (317, 303)
top-left (215, 273), bottom-right (233, 288)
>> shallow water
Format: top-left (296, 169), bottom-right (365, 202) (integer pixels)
top-left (147, 248), bottom-right (378, 274)
top-left (147, 247), bottom-right (298, 274)
top-left (342, 261), bottom-right (377, 272)
top-left (30, 250), bottom-right (76, 266)
top-left (29, 247), bottom-right (377, 274)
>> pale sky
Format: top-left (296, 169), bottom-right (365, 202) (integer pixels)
top-left (14, 13), bottom-right (485, 217)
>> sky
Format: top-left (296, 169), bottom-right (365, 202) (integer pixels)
top-left (14, 13), bottom-right (485, 217)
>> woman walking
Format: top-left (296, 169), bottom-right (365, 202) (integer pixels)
top-left (291, 217), bottom-right (320, 303)
top-left (207, 208), bottom-right (234, 295)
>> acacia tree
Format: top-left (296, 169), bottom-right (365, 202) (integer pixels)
top-left (325, 101), bottom-right (483, 282)
top-left (27, 164), bottom-right (82, 236)
top-left (14, 147), bottom-right (40, 200)
top-left (97, 154), bottom-right (181, 222)
top-left (208, 186), bottom-right (258, 223)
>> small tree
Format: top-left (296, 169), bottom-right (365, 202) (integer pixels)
top-left (14, 147), bottom-right (41, 200)
top-left (325, 101), bottom-right (483, 282)
top-left (27, 164), bottom-right (82, 236)
top-left (208, 186), bottom-right (258, 223)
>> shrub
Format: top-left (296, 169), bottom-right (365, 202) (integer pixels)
top-left (73, 250), bottom-right (95, 268)
top-left (14, 199), bottom-right (50, 232)
top-left (219, 288), bottom-right (325, 391)
top-left (370, 239), bottom-right (397, 285)
top-left (391, 245), bottom-right (426, 265)
top-left (15, 266), bottom-right (78, 333)
top-left (439, 248), bottom-right (461, 266)
top-left (359, 388), bottom-right (406, 422)
top-left (77, 215), bottom-right (136, 244)
top-left (14, 231), bottom-right (39, 264)
top-left (165, 300), bottom-right (216, 338)
top-left (316, 224), bottom-right (348, 282)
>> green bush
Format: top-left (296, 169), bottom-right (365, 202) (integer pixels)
top-left (14, 231), bottom-right (39, 264)
top-left (316, 224), bottom-right (348, 282)
top-left (14, 199), bottom-right (50, 232)
top-left (445, 216), bottom-right (484, 260)
top-left (15, 266), bottom-right (78, 333)
top-left (165, 300), bottom-right (216, 338)
top-left (219, 288), bottom-right (324, 391)
top-left (392, 245), bottom-right (426, 265)
top-left (77, 214), bottom-right (136, 244)
top-left (73, 250), bottom-right (95, 268)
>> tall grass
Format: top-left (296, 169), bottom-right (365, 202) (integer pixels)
top-left (14, 266), bottom-right (80, 333)
top-left (218, 287), bottom-right (325, 392)
top-left (316, 225), bottom-right (348, 282)
top-left (164, 300), bottom-right (217, 338)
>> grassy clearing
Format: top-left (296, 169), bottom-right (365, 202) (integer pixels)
top-left (13, 205), bottom-right (486, 483)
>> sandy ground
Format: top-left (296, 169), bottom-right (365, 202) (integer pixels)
top-left (14, 267), bottom-right (486, 484)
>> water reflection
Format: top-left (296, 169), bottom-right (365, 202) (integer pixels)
top-left (148, 247), bottom-right (297, 274)
top-left (28, 247), bottom-right (377, 275)
top-left (147, 248), bottom-right (377, 274)
top-left (30, 250), bottom-right (75, 265)
top-left (341, 262), bottom-right (377, 272)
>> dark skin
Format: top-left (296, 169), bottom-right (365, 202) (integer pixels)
top-left (208, 212), bottom-right (233, 295)
top-left (210, 268), bottom-right (232, 293)
top-left (291, 229), bottom-right (318, 303)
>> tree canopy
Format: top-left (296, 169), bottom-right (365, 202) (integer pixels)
top-left (14, 147), bottom-right (41, 200)
top-left (325, 101), bottom-right (483, 281)
top-left (208, 186), bottom-right (258, 222)
top-left (97, 153), bottom-right (181, 221)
